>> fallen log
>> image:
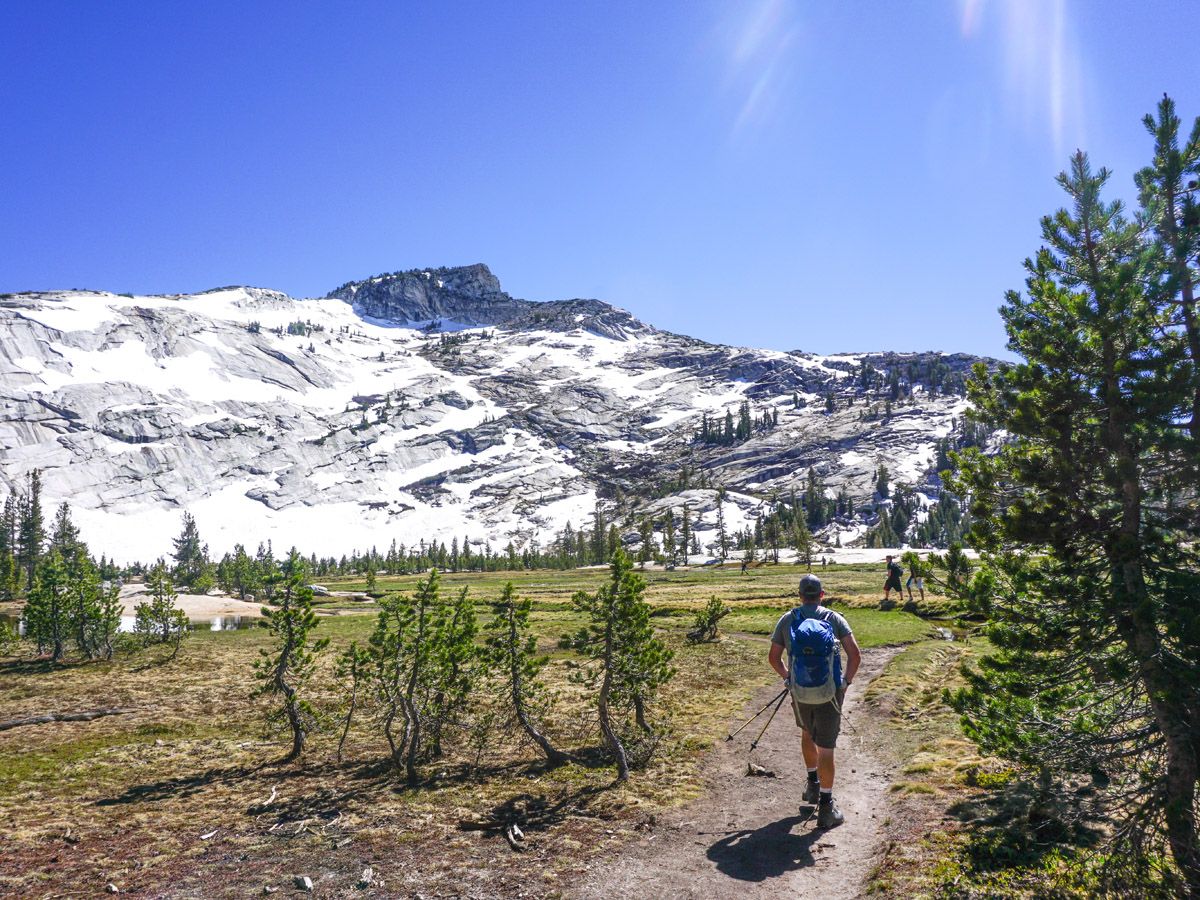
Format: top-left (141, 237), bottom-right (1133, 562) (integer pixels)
top-left (0, 707), bottom-right (134, 732)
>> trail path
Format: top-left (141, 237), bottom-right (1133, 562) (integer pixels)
top-left (576, 647), bottom-right (900, 900)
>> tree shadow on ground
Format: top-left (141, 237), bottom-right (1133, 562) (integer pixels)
top-left (95, 762), bottom-right (266, 806)
top-left (706, 811), bottom-right (826, 881)
top-left (946, 778), bottom-right (1104, 875)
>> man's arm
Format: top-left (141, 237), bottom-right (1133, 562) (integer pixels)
top-left (768, 642), bottom-right (789, 681)
top-left (842, 632), bottom-right (862, 685)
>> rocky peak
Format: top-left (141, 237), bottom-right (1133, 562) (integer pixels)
top-left (326, 264), bottom-right (651, 339)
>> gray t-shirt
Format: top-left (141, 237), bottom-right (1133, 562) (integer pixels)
top-left (771, 604), bottom-right (852, 647)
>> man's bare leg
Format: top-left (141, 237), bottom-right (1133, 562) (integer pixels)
top-left (802, 730), bottom-right (835, 789)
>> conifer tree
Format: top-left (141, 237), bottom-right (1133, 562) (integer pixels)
top-left (637, 518), bottom-right (655, 566)
top-left (0, 494), bottom-right (18, 600)
top-left (485, 582), bottom-right (567, 766)
top-left (134, 561), bottom-right (189, 656)
top-left (17, 470), bottom-right (44, 593)
top-left (25, 548), bottom-right (69, 661)
top-left (426, 586), bottom-right (478, 757)
top-left (334, 641), bottom-right (371, 763)
top-left (946, 141), bottom-right (1200, 894)
top-left (562, 550), bottom-right (674, 780)
top-left (679, 504), bottom-right (692, 564)
top-left (253, 550), bottom-right (329, 762)
top-left (715, 489), bottom-right (729, 561)
top-left (171, 513), bottom-right (210, 591)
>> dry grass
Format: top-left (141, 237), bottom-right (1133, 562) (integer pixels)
top-left (0, 562), bottom-right (939, 897)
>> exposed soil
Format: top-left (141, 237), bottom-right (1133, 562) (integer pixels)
top-left (575, 647), bottom-right (901, 900)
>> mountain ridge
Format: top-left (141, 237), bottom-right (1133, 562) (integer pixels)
top-left (0, 265), bottom-right (990, 562)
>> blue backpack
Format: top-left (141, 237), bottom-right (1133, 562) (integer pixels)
top-left (788, 609), bottom-right (842, 704)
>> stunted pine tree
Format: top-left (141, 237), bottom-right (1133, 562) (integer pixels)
top-left (134, 561), bottom-right (189, 657)
top-left (426, 586), bottom-right (478, 757)
top-left (562, 549), bottom-right (674, 780)
top-left (334, 641), bottom-right (371, 763)
top-left (947, 136), bottom-right (1200, 895)
top-left (253, 550), bottom-right (329, 762)
top-left (484, 582), bottom-right (567, 766)
top-left (369, 569), bottom-right (477, 784)
top-left (25, 549), bottom-right (69, 661)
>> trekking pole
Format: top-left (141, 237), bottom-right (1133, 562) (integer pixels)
top-left (749, 690), bottom-right (789, 751)
top-left (725, 688), bottom-right (788, 742)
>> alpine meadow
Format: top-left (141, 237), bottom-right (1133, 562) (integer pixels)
top-left (1, 3), bottom-right (1199, 898)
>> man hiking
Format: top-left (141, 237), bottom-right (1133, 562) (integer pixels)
top-left (768, 574), bottom-right (861, 828)
top-left (883, 554), bottom-right (903, 602)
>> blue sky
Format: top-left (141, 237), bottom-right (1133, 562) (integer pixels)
top-left (2, 1), bottom-right (1195, 357)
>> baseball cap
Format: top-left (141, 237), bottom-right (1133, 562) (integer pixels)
top-left (799, 574), bottom-right (822, 599)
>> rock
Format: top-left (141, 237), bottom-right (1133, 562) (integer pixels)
top-left (293, 876), bottom-right (313, 892)
top-left (746, 762), bottom-right (776, 778)
top-left (263, 888), bottom-right (278, 896)
top-left (105, 885), bottom-right (119, 895)
top-left (357, 867), bottom-right (375, 889)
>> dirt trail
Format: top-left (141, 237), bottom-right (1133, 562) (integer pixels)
top-left (576, 647), bottom-right (900, 900)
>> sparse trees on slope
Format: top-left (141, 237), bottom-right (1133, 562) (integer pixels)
top-left (485, 582), bottom-right (568, 766)
top-left (253, 550), bottom-right (329, 762)
top-left (946, 141), bottom-right (1200, 895)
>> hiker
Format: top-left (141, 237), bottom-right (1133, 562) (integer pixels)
top-left (741, 558), bottom-right (749, 575)
top-left (768, 574), bottom-right (861, 828)
top-left (906, 557), bottom-right (924, 603)
top-left (883, 554), bottom-right (903, 601)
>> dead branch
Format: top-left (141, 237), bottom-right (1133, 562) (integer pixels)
top-left (0, 707), bottom-right (134, 732)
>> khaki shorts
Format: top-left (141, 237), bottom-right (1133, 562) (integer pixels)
top-left (791, 687), bottom-right (846, 749)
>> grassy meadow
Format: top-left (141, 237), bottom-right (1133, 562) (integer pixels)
top-left (0, 560), bottom-right (946, 897)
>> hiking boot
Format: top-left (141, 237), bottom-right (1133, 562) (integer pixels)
top-left (802, 780), bottom-right (820, 804)
top-left (817, 798), bottom-right (845, 829)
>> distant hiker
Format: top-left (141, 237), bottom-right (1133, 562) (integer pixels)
top-left (906, 558), bottom-right (924, 603)
top-left (820, 556), bottom-right (827, 567)
top-left (768, 574), bottom-right (862, 829)
top-left (883, 554), bottom-right (903, 601)
top-left (741, 558), bottom-right (749, 575)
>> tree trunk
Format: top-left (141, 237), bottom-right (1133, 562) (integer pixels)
top-left (598, 617), bottom-right (628, 780)
top-left (633, 694), bottom-right (651, 733)
top-left (337, 681), bottom-right (358, 764)
top-left (508, 605), bottom-right (567, 766)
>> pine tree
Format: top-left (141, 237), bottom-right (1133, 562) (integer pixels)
top-left (1135, 94), bottom-right (1200, 446)
top-left (875, 465), bottom-right (890, 499)
top-left (792, 516), bottom-right (813, 568)
top-left (253, 550), bottom-right (329, 762)
top-left (0, 494), bottom-right (18, 600)
top-left (334, 641), bottom-right (371, 763)
top-left (25, 548), bottom-right (69, 661)
top-left (679, 504), bottom-right (692, 565)
top-left (945, 143), bottom-right (1200, 894)
top-left (561, 550), bottom-right (674, 780)
top-left (426, 586), bottom-right (478, 758)
top-left (17, 470), bottom-right (44, 593)
top-left (715, 489), bottom-right (729, 561)
top-left (134, 561), bottom-right (188, 655)
top-left (485, 582), bottom-right (567, 766)
top-left (637, 518), bottom-right (655, 566)
top-left (171, 513), bottom-right (210, 590)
